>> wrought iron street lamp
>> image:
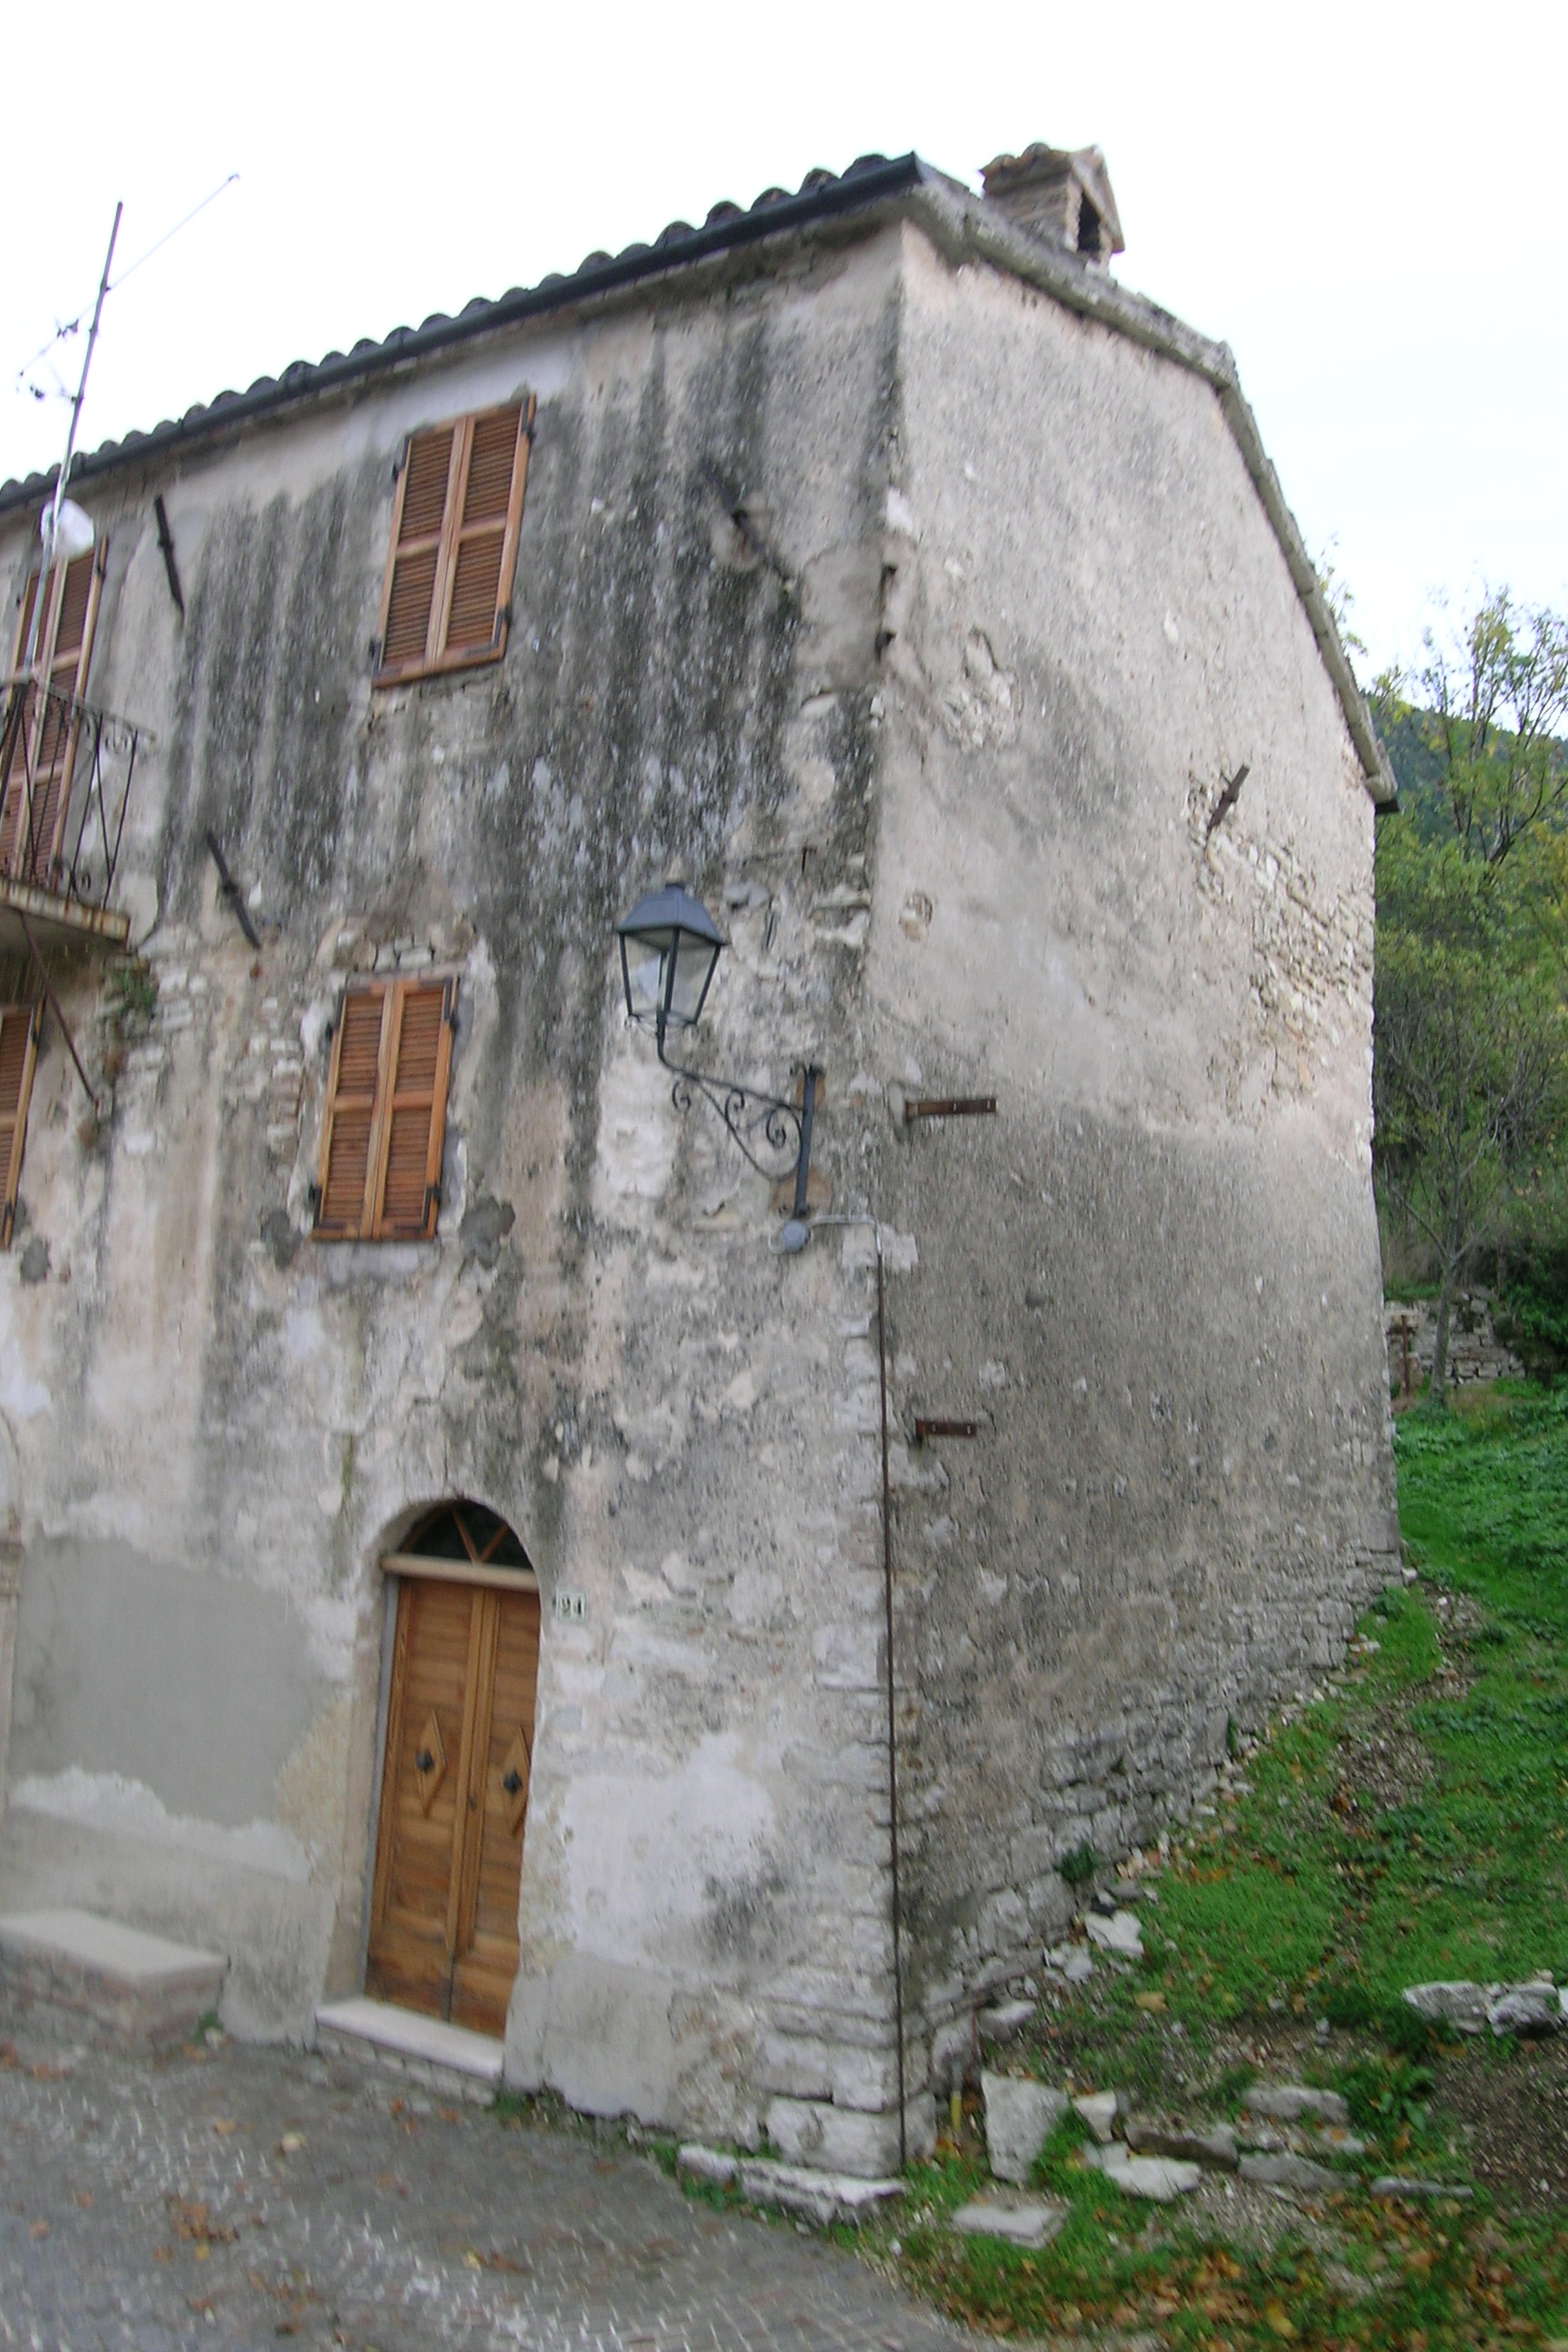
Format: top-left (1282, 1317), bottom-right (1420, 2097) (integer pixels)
top-left (615, 882), bottom-right (820, 1240)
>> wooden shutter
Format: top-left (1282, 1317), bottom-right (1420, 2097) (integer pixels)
top-left (377, 425), bottom-right (458, 680)
top-left (374, 979), bottom-right (455, 1238)
top-left (373, 399), bottom-right (534, 685)
top-left (0, 544), bottom-right (105, 888)
top-left (0, 1003), bottom-right (38, 1250)
top-left (314, 975), bottom-right (456, 1240)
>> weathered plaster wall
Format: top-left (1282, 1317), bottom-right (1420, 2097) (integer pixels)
top-left (0, 221), bottom-right (930, 2163)
top-left (861, 227), bottom-right (1396, 2070)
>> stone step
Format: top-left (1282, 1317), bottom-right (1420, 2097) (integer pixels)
top-left (0, 1908), bottom-right (227, 2048)
top-left (313, 1995), bottom-right (503, 2104)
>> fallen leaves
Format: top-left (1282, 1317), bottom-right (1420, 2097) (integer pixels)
top-left (167, 2195), bottom-right (237, 2249)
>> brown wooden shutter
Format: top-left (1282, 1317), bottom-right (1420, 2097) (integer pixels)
top-left (374, 399), bottom-right (533, 686)
top-left (377, 426), bottom-right (458, 681)
top-left (0, 1002), bottom-right (39, 1250)
top-left (443, 404), bottom-right (528, 658)
top-left (0, 544), bottom-right (105, 887)
top-left (316, 984), bottom-right (390, 1236)
top-left (373, 977), bottom-right (455, 1239)
top-left (314, 975), bottom-right (455, 1240)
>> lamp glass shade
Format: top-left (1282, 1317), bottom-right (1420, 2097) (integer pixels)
top-left (47, 500), bottom-right (95, 563)
top-left (615, 883), bottom-right (726, 1030)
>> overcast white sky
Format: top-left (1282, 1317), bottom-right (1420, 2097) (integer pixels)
top-left (4, 0), bottom-right (1563, 679)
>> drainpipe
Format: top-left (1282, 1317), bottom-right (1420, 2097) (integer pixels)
top-left (795, 1211), bottom-right (906, 2168)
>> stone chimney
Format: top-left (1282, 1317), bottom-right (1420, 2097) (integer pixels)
top-left (980, 142), bottom-right (1124, 265)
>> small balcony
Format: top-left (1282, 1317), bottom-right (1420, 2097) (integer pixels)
top-left (0, 673), bottom-right (142, 955)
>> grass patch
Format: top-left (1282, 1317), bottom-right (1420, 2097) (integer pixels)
top-left (838, 1377), bottom-right (1568, 2345)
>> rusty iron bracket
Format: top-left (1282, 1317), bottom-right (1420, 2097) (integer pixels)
top-left (152, 495), bottom-right (185, 617)
top-left (206, 830), bottom-right (262, 950)
top-left (913, 1417), bottom-right (980, 1442)
top-left (18, 911), bottom-right (97, 1114)
top-left (1204, 761), bottom-right (1250, 842)
top-left (701, 458), bottom-right (793, 589)
top-left (903, 1095), bottom-right (996, 1122)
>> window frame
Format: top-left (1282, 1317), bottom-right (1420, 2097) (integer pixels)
top-left (1, 542), bottom-right (106, 891)
top-left (314, 973), bottom-right (458, 1242)
top-left (0, 998), bottom-right (39, 1251)
top-left (372, 397), bottom-right (535, 689)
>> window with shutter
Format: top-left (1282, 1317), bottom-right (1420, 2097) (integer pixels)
top-left (0, 1002), bottom-right (39, 1250)
top-left (373, 398), bottom-right (534, 687)
top-left (0, 543), bottom-right (106, 890)
top-left (315, 975), bottom-right (456, 1240)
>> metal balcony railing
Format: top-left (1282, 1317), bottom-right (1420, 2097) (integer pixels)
top-left (0, 673), bottom-right (142, 949)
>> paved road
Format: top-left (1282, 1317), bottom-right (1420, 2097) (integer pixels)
top-left (0, 2022), bottom-right (979, 2352)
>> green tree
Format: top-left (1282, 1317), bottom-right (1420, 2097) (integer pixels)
top-left (1374, 591), bottom-right (1568, 1402)
top-left (1374, 828), bottom-right (1568, 1397)
top-left (1412, 592), bottom-right (1568, 865)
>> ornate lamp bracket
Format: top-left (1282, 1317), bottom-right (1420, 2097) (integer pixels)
top-left (656, 1017), bottom-right (819, 1215)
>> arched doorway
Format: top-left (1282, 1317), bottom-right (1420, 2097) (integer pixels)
top-left (366, 1501), bottom-right (540, 2038)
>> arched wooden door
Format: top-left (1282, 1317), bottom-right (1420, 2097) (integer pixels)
top-left (367, 1503), bottom-right (540, 2037)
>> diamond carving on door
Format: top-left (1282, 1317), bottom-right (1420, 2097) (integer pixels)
top-left (366, 1510), bottom-right (540, 2039)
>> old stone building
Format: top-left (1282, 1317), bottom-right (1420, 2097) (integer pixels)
top-left (0, 142), bottom-right (1398, 2174)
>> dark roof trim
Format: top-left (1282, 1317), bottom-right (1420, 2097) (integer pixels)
top-left (0, 153), bottom-right (926, 517)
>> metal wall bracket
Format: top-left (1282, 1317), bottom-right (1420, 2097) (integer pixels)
top-left (903, 1095), bottom-right (996, 1122)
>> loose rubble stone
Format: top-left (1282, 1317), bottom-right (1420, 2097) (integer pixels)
top-left (1402, 1981), bottom-right (1494, 2034)
top-left (678, 2142), bottom-right (740, 2187)
top-left (1044, 1942), bottom-right (1094, 1984)
top-left (1488, 1984), bottom-right (1561, 2038)
top-left (1372, 2175), bottom-right (1475, 2203)
top-left (1083, 1909), bottom-right (1144, 1960)
top-left (977, 1998), bottom-right (1036, 2046)
top-left (1240, 2151), bottom-right (1341, 2196)
top-left (1124, 2118), bottom-right (1239, 2171)
top-left (982, 2073), bottom-right (1070, 2184)
top-left (1072, 2090), bottom-right (1120, 2144)
top-left (735, 2158), bottom-right (904, 2228)
top-left (1241, 2084), bottom-right (1349, 2127)
top-left (1093, 2146), bottom-right (1201, 2201)
top-left (950, 2191), bottom-right (1067, 2249)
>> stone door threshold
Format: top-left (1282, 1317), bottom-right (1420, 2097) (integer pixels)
top-left (314, 1996), bottom-right (504, 2103)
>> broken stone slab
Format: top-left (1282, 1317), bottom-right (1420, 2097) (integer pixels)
top-left (676, 2145), bottom-right (904, 2227)
top-left (983, 2072), bottom-right (1070, 2184)
top-left (1402, 1981), bottom-right (1496, 2034)
top-left (1043, 1942), bottom-right (1093, 1984)
top-left (977, 1997), bottom-right (1036, 2046)
top-left (1083, 1909), bottom-right (1144, 1960)
top-left (1093, 2145), bottom-right (1201, 2201)
top-left (1241, 2083), bottom-right (1349, 2128)
top-left (1240, 2151), bottom-right (1341, 2197)
top-left (1488, 1984), bottom-right (1561, 2038)
top-left (951, 2190), bottom-right (1067, 2249)
top-left (1124, 2118), bottom-right (1239, 2171)
top-left (678, 2143), bottom-right (740, 2189)
top-left (1072, 2090), bottom-right (1120, 2145)
top-left (1372, 2175), bottom-right (1475, 2203)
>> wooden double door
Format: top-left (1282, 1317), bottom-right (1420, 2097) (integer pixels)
top-left (367, 1573), bottom-right (540, 2037)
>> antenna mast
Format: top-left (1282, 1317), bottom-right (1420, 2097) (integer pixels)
top-left (22, 201), bottom-right (122, 678)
